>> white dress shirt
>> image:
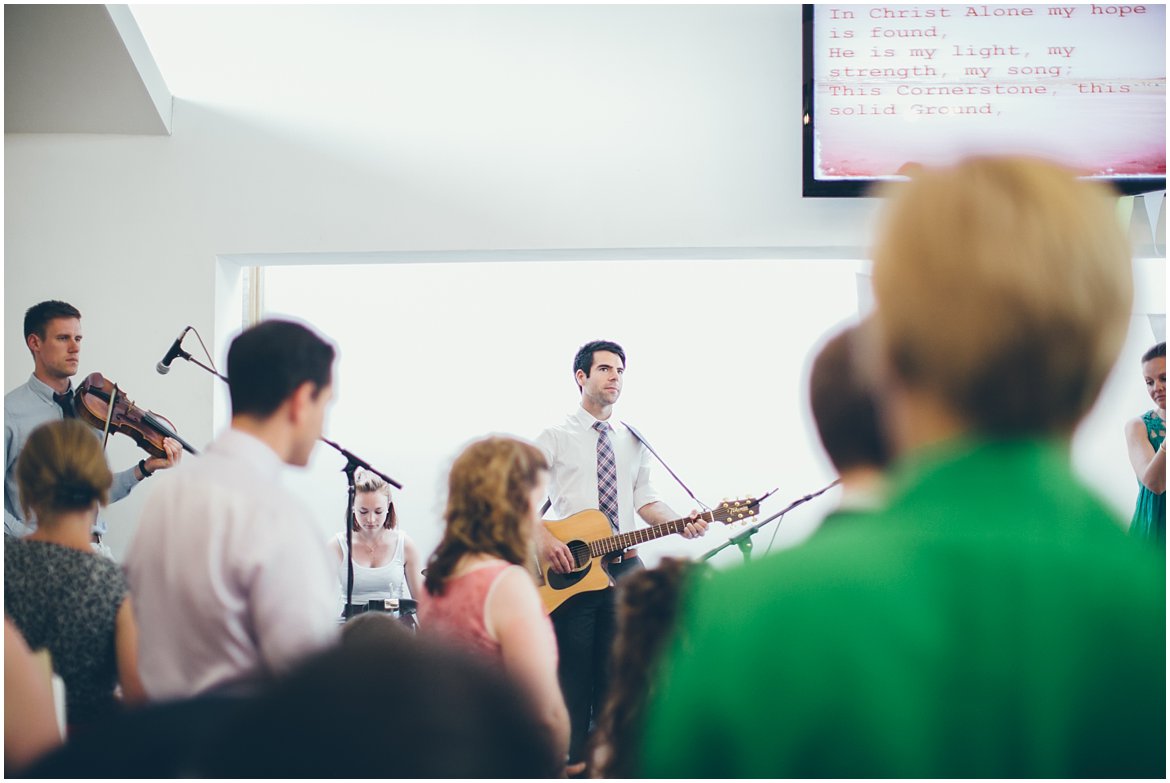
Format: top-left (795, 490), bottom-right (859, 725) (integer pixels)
top-left (535, 406), bottom-right (662, 532)
top-left (124, 428), bottom-right (338, 700)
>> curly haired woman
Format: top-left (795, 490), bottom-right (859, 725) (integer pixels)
top-left (420, 435), bottom-right (569, 768)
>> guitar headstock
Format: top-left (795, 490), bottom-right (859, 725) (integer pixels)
top-left (712, 497), bottom-right (761, 525)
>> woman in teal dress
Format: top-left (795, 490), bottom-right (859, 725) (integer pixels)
top-left (1125, 341), bottom-right (1166, 545)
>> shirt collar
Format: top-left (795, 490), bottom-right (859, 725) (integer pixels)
top-left (837, 484), bottom-right (885, 513)
top-left (26, 373), bottom-right (72, 405)
top-left (211, 428), bottom-right (287, 479)
top-left (887, 436), bottom-right (1068, 506)
top-left (572, 405), bottom-right (612, 430)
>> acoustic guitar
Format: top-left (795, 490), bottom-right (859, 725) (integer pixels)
top-left (535, 497), bottom-right (760, 614)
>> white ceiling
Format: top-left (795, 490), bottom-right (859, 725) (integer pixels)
top-left (4, 4), bottom-right (172, 134)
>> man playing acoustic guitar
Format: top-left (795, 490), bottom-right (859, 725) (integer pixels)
top-left (535, 339), bottom-right (707, 769)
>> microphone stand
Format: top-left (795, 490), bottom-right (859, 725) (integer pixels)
top-left (701, 479), bottom-right (840, 564)
top-left (165, 349), bottom-right (405, 621)
top-left (169, 347), bottom-right (229, 383)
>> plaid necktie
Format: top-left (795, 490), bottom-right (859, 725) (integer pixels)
top-left (594, 421), bottom-right (619, 533)
top-left (53, 388), bottom-right (78, 420)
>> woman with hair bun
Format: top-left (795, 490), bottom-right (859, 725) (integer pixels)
top-left (4, 419), bottom-right (146, 734)
top-left (420, 435), bottom-right (569, 767)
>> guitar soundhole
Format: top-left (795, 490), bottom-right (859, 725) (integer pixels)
top-left (569, 540), bottom-right (591, 569)
top-left (547, 540), bottom-right (592, 591)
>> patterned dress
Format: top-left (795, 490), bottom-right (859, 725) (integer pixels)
top-left (1129, 410), bottom-right (1166, 546)
top-left (5, 539), bottom-right (127, 726)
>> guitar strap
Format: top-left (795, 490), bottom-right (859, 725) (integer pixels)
top-left (620, 421), bottom-right (708, 512)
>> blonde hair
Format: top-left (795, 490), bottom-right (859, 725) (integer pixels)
top-left (17, 419), bottom-right (112, 520)
top-left (352, 468), bottom-right (396, 530)
top-left (871, 156), bottom-right (1132, 435)
top-left (425, 436), bottom-right (548, 597)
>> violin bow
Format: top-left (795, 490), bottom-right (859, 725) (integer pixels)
top-left (99, 383), bottom-right (119, 453)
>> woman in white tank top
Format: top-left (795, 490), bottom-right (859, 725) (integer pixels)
top-left (327, 469), bottom-right (424, 607)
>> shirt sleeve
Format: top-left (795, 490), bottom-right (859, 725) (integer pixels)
top-left (250, 510), bottom-right (339, 674)
top-left (534, 426), bottom-right (557, 468)
top-left (4, 420), bottom-right (28, 537)
top-left (108, 466), bottom-right (139, 504)
top-left (4, 507), bottom-right (23, 538)
top-left (631, 441), bottom-right (662, 511)
top-left (534, 428), bottom-right (560, 516)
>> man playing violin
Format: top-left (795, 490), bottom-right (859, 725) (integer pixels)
top-left (4, 300), bottom-right (182, 550)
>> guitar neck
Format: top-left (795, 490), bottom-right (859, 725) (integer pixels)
top-left (588, 509), bottom-right (715, 558)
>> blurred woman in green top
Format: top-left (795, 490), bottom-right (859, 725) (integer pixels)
top-left (641, 158), bottom-right (1165, 778)
top-left (1125, 341), bottom-right (1166, 545)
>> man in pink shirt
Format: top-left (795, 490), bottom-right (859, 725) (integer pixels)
top-left (125, 320), bottom-right (338, 699)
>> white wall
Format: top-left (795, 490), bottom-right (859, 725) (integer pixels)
top-left (261, 257), bottom-right (868, 575)
top-left (4, 4), bottom-right (1164, 560)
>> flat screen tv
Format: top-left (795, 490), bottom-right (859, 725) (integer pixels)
top-left (802, 3), bottom-right (1166, 196)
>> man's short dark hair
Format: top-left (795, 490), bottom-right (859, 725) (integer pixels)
top-left (24, 301), bottom-right (81, 341)
top-left (1141, 342), bottom-right (1166, 364)
top-left (573, 340), bottom-right (626, 391)
top-left (809, 325), bottom-right (890, 473)
top-left (227, 320), bottom-right (335, 418)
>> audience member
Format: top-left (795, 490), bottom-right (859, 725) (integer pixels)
top-left (420, 435), bottom-right (570, 764)
top-left (1125, 341), bottom-right (1166, 545)
top-left (586, 557), bottom-right (698, 779)
top-left (807, 320), bottom-right (891, 526)
top-left (4, 300), bottom-right (181, 549)
top-left (5, 618), bottom-right (62, 773)
top-left (640, 157), bottom-right (1166, 777)
top-left (196, 627), bottom-right (562, 778)
top-left (5, 420), bottom-right (147, 734)
top-left (338, 609), bottom-right (412, 646)
top-left (124, 319), bottom-right (339, 700)
top-left (21, 695), bottom-right (241, 778)
top-left (329, 467), bottom-right (424, 620)
top-left (26, 613), bottom-right (560, 778)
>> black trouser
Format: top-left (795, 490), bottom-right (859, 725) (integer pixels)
top-left (550, 556), bottom-right (643, 764)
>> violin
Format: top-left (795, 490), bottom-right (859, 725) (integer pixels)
top-left (74, 372), bottom-right (198, 459)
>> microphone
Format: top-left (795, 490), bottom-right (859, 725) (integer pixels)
top-left (156, 327), bottom-right (192, 375)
